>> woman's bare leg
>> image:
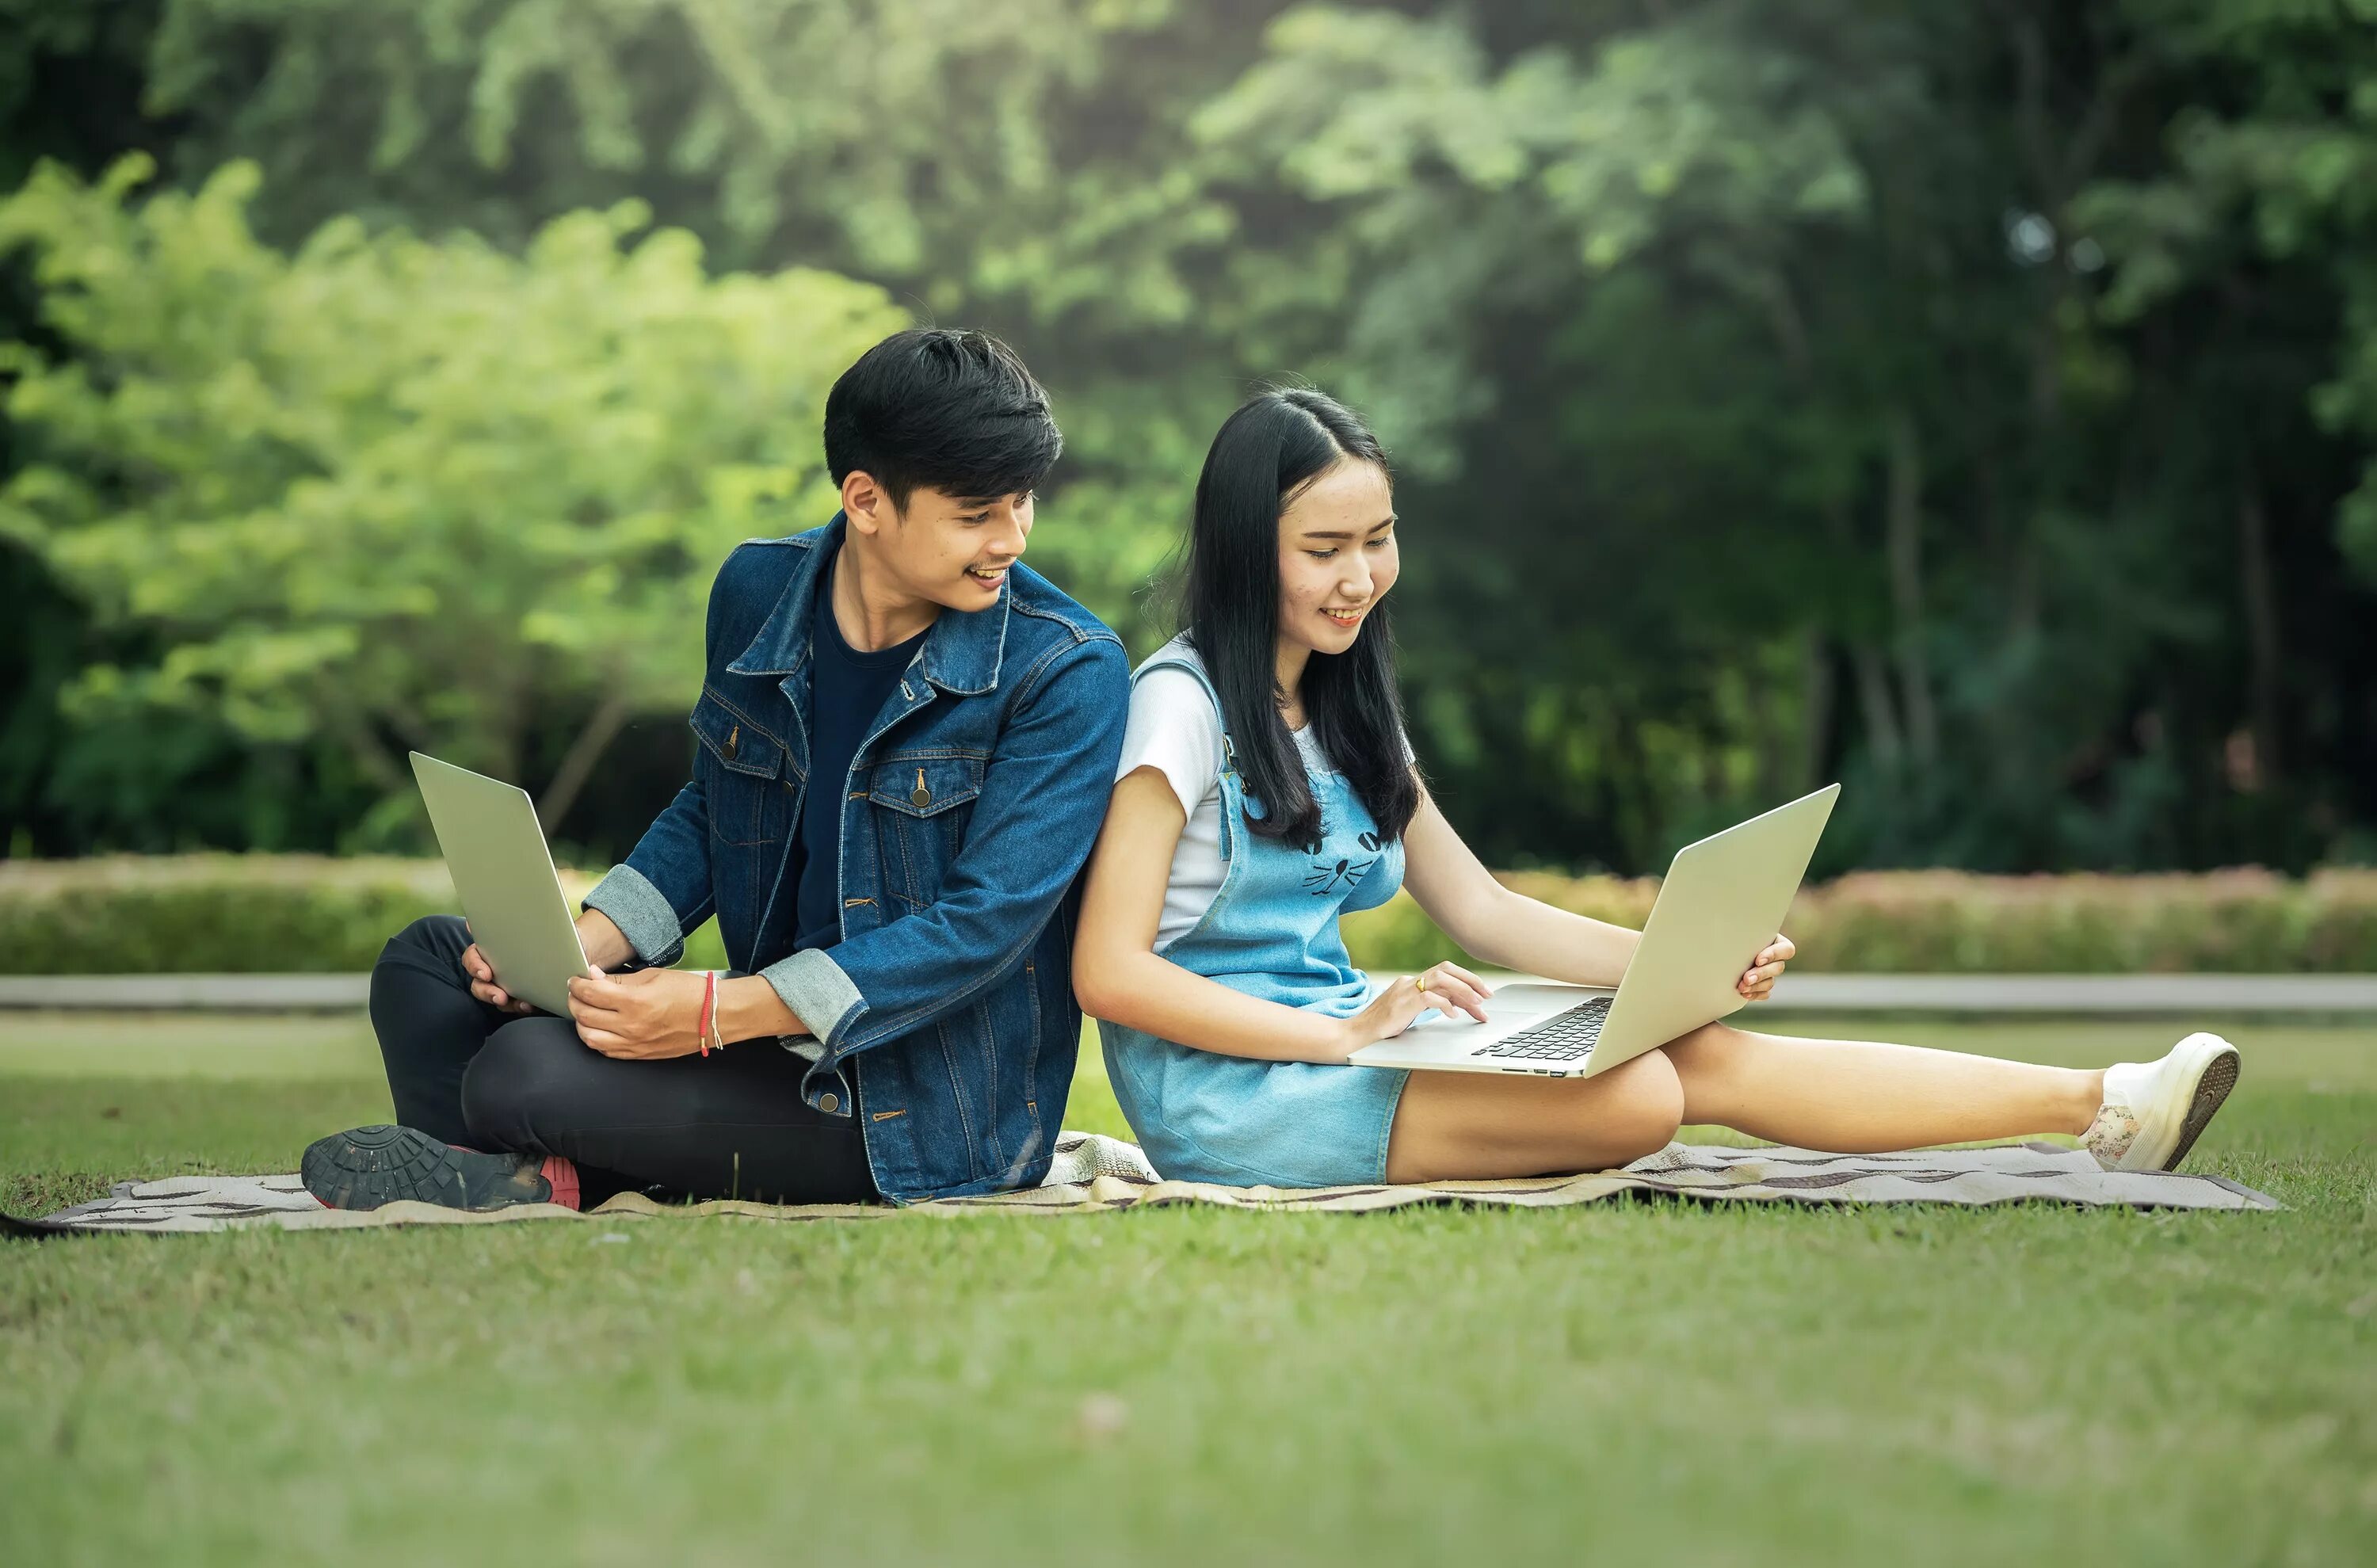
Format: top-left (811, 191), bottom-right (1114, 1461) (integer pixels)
top-left (1384, 1049), bottom-right (1686, 1181)
top-left (1658, 1021), bottom-right (2104, 1152)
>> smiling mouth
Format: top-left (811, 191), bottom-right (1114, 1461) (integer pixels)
top-left (967, 563), bottom-right (1011, 585)
top-left (1322, 607), bottom-right (1366, 627)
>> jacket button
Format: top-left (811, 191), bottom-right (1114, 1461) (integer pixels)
top-left (819, 1093), bottom-right (840, 1114)
top-left (722, 725), bottom-right (739, 761)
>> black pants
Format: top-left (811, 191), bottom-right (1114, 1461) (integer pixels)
top-left (369, 915), bottom-right (877, 1206)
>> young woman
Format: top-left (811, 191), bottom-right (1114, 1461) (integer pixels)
top-left (1071, 388), bottom-right (2241, 1188)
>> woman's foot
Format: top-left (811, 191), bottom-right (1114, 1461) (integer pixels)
top-left (302, 1124), bottom-right (574, 1211)
top-left (2082, 1032), bottom-right (2242, 1172)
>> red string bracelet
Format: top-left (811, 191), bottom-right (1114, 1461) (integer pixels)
top-left (698, 969), bottom-right (716, 1057)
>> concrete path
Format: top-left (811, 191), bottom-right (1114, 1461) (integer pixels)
top-left (4, 971), bottom-right (2377, 1015)
top-left (0, 974), bottom-right (372, 1011)
top-left (1763, 972), bottom-right (2377, 1013)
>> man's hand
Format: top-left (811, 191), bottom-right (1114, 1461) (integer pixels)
top-left (464, 907), bottom-right (633, 1014)
top-left (1737, 934), bottom-right (1795, 1001)
top-left (461, 925), bottom-right (536, 1014)
top-left (567, 967), bottom-right (708, 1059)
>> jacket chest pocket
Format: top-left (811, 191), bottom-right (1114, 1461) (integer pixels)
top-left (867, 754), bottom-right (984, 907)
top-left (692, 690), bottom-right (795, 849)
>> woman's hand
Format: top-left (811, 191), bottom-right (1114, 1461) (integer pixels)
top-left (1334, 962), bottom-right (1494, 1057)
top-left (1737, 934), bottom-right (1795, 1001)
top-left (566, 967), bottom-right (709, 1059)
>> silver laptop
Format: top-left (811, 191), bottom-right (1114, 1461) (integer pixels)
top-left (409, 752), bottom-right (593, 1017)
top-left (1352, 784), bottom-right (1840, 1078)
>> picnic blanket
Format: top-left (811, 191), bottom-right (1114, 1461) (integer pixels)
top-left (11, 1133), bottom-right (2275, 1234)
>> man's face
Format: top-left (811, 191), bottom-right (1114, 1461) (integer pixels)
top-left (842, 475), bottom-right (1036, 610)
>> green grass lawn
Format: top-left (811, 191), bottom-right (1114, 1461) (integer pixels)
top-left (2, 1012), bottom-right (2372, 1566)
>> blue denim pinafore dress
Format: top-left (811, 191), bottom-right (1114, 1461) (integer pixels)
top-left (1098, 654), bottom-right (1413, 1187)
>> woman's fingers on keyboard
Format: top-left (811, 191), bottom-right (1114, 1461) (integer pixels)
top-left (1437, 961), bottom-right (1494, 998)
top-left (1443, 980), bottom-right (1491, 1021)
top-left (1417, 959), bottom-right (1493, 1021)
top-left (1419, 963), bottom-right (1491, 1021)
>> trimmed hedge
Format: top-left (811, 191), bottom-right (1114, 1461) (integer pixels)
top-left (3, 856), bottom-right (2374, 976)
top-left (0, 856), bottom-right (729, 975)
top-left (1341, 868), bottom-right (2377, 974)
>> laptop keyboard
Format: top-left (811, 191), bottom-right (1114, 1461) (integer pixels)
top-left (1471, 995), bottom-right (1612, 1063)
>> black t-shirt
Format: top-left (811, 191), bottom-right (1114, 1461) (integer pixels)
top-left (794, 549), bottom-right (929, 953)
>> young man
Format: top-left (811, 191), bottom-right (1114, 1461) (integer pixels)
top-left (305, 328), bottom-right (1130, 1209)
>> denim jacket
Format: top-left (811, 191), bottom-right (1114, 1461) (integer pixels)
top-left (582, 515), bottom-right (1129, 1202)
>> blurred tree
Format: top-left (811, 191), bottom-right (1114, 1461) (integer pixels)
top-left (0, 155), bottom-right (902, 847)
top-left (2, 0), bottom-right (2374, 873)
top-left (121, 0), bottom-right (1281, 650)
top-left (0, 0), bottom-right (186, 855)
top-left (2081, 0), bottom-right (2377, 566)
top-left (2069, 0), bottom-right (2377, 868)
top-left (1173, 1), bottom-right (2377, 872)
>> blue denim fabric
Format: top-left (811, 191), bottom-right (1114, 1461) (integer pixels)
top-left (1098, 650), bottom-right (1413, 1188)
top-left (582, 515), bottom-right (1130, 1203)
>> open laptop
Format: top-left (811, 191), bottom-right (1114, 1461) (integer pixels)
top-left (1352, 784), bottom-right (1840, 1078)
top-left (409, 752), bottom-right (593, 1017)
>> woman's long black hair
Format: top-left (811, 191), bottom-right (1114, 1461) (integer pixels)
top-left (1181, 387), bottom-right (1419, 851)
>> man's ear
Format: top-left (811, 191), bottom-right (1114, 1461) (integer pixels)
top-left (841, 470), bottom-right (894, 536)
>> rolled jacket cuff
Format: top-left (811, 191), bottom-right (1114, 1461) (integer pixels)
top-left (758, 946), bottom-right (868, 1047)
top-left (759, 948), bottom-right (868, 1118)
top-left (582, 864), bottom-right (686, 968)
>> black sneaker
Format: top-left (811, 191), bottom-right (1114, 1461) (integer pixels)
top-left (302, 1125), bottom-right (554, 1211)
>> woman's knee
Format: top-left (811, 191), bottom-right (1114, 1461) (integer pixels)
top-left (460, 1017), bottom-right (583, 1149)
top-left (1656, 1019), bottom-right (1749, 1078)
top-left (1589, 1050), bottom-right (1685, 1163)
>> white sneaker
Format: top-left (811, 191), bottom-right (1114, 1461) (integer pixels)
top-left (2082, 1032), bottom-right (2242, 1172)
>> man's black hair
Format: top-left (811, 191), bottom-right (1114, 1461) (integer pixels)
top-left (823, 327), bottom-right (1063, 509)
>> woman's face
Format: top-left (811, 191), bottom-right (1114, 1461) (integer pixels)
top-left (1276, 456), bottom-right (1398, 660)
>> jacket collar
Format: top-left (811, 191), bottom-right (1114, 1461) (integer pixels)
top-left (725, 513), bottom-right (1010, 696)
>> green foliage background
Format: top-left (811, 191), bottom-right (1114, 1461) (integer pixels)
top-left (2, 0), bottom-right (2375, 876)
top-left (8, 856), bottom-right (2376, 977)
